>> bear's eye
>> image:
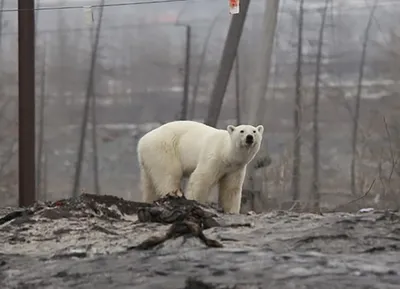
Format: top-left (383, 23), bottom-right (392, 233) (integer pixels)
top-left (253, 130), bottom-right (256, 133)
top-left (240, 130), bottom-right (244, 133)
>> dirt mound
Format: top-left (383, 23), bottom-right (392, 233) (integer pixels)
top-left (0, 194), bottom-right (228, 250)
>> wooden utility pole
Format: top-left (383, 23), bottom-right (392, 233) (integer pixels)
top-left (205, 0), bottom-right (251, 127)
top-left (18, 0), bottom-right (36, 207)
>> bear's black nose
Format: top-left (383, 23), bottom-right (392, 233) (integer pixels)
top-left (246, 134), bottom-right (254, 144)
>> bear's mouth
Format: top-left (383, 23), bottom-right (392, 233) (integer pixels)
top-left (245, 139), bottom-right (254, 145)
top-left (243, 141), bottom-right (256, 148)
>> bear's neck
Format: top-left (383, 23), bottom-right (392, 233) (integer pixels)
top-left (226, 143), bottom-right (257, 167)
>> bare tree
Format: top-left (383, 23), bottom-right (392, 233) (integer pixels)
top-left (350, 0), bottom-right (378, 196)
top-left (247, 0), bottom-right (280, 125)
top-left (235, 54), bottom-right (241, 125)
top-left (189, 10), bottom-right (223, 119)
top-left (35, 0), bottom-right (40, 34)
top-left (311, 0), bottom-right (329, 212)
top-left (43, 141), bottom-right (48, 199)
top-left (56, 1), bottom-right (68, 107)
top-left (89, 20), bottom-right (100, 195)
top-left (291, 0), bottom-right (304, 206)
top-left (205, 0), bottom-right (251, 127)
top-left (179, 25), bottom-right (191, 120)
top-left (245, 0), bottom-right (280, 193)
top-left (72, 1), bottom-right (105, 197)
top-left (0, 0), bottom-right (4, 52)
top-left (36, 38), bottom-right (47, 199)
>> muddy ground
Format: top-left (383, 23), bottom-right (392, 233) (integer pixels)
top-left (1, 194), bottom-right (400, 289)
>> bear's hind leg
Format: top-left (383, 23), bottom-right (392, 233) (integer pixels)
top-left (218, 169), bottom-right (246, 214)
top-left (146, 152), bottom-right (183, 199)
top-left (140, 165), bottom-right (156, 203)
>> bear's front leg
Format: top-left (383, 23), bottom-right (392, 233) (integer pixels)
top-left (185, 165), bottom-right (218, 204)
top-left (218, 168), bottom-right (246, 214)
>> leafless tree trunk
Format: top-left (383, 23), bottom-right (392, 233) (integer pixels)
top-left (350, 0), bottom-right (378, 196)
top-left (0, 141), bottom-right (17, 177)
top-left (235, 54), bottom-right (241, 125)
top-left (89, 24), bottom-right (100, 195)
top-left (247, 0), bottom-right (280, 125)
top-left (189, 11), bottom-right (222, 119)
top-left (36, 39), bottom-right (47, 199)
top-left (205, 0), bottom-right (251, 127)
top-left (42, 141), bottom-right (48, 200)
top-left (311, 0), bottom-right (329, 212)
top-left (57, 1), bottom-right (67, 107)
top-left (0, 0), bottom-right (6, 114)
top-left (0, 0), bottom-right (4, 51)
top-left (179, 25), bottom-right (191, 120)
top-left (291, 0), bottom-right (304, 205)
top-left (35, 0), bottom-right (40, 33)
top-left (72, 0), bottom-right (104, 197)
top-left (245, 0), bottom-right (280, 193)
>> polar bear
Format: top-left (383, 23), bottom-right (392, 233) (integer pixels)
top-left (137, 120), bottom-right (264, 214)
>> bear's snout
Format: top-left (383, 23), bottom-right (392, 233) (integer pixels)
top-left (245, 134), bottom-right (254, 144)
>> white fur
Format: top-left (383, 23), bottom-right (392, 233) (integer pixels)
top-left (137, 120), bottom-right (264, 214)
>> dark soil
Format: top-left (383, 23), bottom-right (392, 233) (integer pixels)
top-left (1, 194), bottom-right (400, 288)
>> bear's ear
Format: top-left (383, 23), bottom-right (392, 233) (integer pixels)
top-left (227, 125), bottom-right (236, 134)
top-left (256, 125), bottom-right (264, 135)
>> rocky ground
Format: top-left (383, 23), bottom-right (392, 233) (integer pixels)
top-left (1, 194), bottom-right (400, 289)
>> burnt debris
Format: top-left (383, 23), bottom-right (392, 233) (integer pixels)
top-left (1, 193), bottom-right (223, 250)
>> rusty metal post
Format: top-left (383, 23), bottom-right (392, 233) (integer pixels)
top-left (18, 0), bottom-right (36, 207)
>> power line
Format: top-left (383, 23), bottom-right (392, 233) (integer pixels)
top-left (1, 23), bottom-right (176, 36)
top-left (0, 11), bottom-right (266, 37)
top-left (0, 0), bottom-right (187, 12)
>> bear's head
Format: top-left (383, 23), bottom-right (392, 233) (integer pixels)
top-left (227, 124), bottom-right (264, 149)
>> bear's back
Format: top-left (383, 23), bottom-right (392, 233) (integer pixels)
top-left (147, 121), bottom-right (228, 174)
top-left (161, 120), bottom-right (216, 135)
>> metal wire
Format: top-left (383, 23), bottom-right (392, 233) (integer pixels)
top-left (0, 0), bottom-right (187, 12)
